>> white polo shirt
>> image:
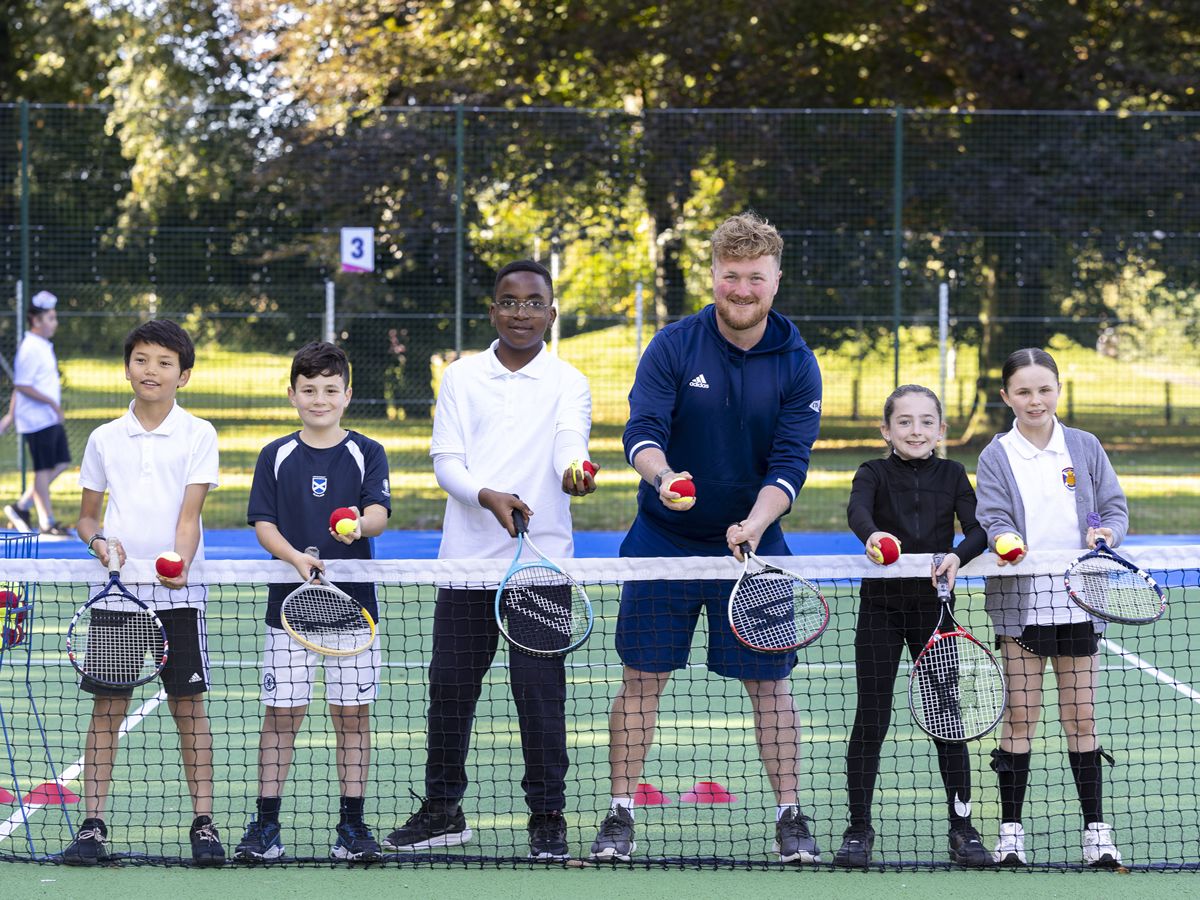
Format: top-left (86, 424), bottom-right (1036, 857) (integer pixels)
top-left (13, 331), bottom-right (62, 434)
top-left (79, 401), bottom-right (219, 609)
top-left (1000, 418), bottom-right (1085, 626)
top-left (431, 341), bottom-right (591, 561)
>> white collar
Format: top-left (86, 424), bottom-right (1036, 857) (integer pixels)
top-left (483, 339), bottom-right (550, 379)
top-left (122, 400), bottom-right (183, 437)
top-left (1005, 417), bottom-right (1067, 459)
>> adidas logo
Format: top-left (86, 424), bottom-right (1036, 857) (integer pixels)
top-left (689, 374), bottom-right (710, 389)
top-left (188, 672), bottom-right (202, 683)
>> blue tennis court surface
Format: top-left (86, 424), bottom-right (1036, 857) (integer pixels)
top-left (33, 530), bottom-right (1197, 560)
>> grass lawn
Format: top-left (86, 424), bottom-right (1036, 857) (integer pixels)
top-left (2, 323), bottom-right (1197, 532)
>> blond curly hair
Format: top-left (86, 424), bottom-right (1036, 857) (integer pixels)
top-left (711, 212), bottom-right (783, 266)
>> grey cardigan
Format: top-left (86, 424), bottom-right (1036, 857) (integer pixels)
top-left (975, 424), bottom-right (1129, 636)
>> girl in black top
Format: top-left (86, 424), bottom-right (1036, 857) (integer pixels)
top-left (835, 385), bottom-right (989, 867)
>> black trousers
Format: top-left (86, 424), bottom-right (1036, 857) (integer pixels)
top-left (846, 582), bottom-right (972, 828)
top-left (425, 587), bottom-right (568, 812)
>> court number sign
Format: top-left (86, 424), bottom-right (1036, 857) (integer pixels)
top-left (340, 227), bottom-right (375, 273)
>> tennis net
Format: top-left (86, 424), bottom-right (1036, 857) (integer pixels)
top-left (0, 547), bottom-right (1197, 869)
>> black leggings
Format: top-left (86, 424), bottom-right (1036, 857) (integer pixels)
top-left (846, 585), bottom-right (972, 829)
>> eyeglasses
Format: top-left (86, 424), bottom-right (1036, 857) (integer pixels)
top-left (494, 299), bottom-right (551, 314)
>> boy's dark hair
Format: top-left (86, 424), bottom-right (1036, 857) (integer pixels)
top-left (124, 320), bottom-right (196, 371)
top-left (493, 259), bottom-right (553, 299)
top-left (26, 308), bottom-right (51, 328)
top-left (1001, 348), bottom-right (1059, 389)
top-left (291, 341), bottom-right (351, 388)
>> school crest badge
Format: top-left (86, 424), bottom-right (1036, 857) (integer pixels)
top-left (312, 475), bottom-right (328, 497)
top-left (1062, 467), bottom-right (1076, 490)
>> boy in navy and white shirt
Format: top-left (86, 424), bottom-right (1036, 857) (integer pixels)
top-left (238, 341), bottom-right (391, 863)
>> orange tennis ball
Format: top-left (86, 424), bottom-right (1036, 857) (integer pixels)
top-left (668, 478), bottom-right (695, 503)
top-left (995, 533), bottom-right (1026, 562)
top-left (155, 551), bottom-right (184, 578)
top-left (868, 536), bottom-right (901, 565)
top-left (330, 507), bottom-right (358, 534)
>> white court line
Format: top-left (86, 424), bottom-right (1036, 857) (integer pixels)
top-left (1101, 638), bottom-right (1200, 705)
top-left (0, 689), bottom-right (167, 844)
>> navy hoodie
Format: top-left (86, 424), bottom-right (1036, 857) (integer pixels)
top-left (623, 305), bottom-right (822, 544)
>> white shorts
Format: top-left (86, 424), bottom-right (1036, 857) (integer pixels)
top-left (259, 626), bottom-right (380, 708)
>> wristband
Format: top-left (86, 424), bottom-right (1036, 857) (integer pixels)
top-left (653, 467), bottom-right (674, 491)
top-left (85, 533), bottom-right (105, 558)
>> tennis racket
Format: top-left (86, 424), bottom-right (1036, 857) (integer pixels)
top-left (494, 506), bottom-right (593, 657)
top-left (727, 543), bottom-right (829, 653)
top-left (65, 538), bottom-right (168, 688)
top-left (908, 554), bottom-right (1006, 742)
top-left (1065, 512), bottom-right (1167, 624)
top-left (280, 547), bottom-right (377, 656)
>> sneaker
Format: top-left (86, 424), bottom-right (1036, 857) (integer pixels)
top-left (774, 807), bottom-right (821, 864)
top-left (832, 825), bottom-right (875, 867)
top-left (949, 823), bottom-right (990, 867)
top-left (993, 821), bottom-right (1027, 865)
top-left (331, 820), bottom-right (382, 862)
top-left (234, 816), bottom-right (285, 861)
top-left (382, 799), bottom-right (472, 851)
top-left (3, 504), bottom-right (32, 533)
top-left (588, 806), bottom-right (635, 862)
top-left (40, 523), bottom-right (72, 538)
top-left (1082, 822), bottom-right (1122, 867)
top-left (62, 817), bottom-right (110, 865)
top-left (528, 811), bottom-right (569, 861)
top-left (190, 815), bottom-right (226, 866)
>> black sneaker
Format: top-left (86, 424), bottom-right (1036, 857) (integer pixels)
top-left (40, 523), bottom-right (73, 538)
top-left (528, 811), bottom-right (569, 861)
top-left (62, 817), bottom-right (110, 865)
top-left (382, 799), bottom-right (472, 851)
top-left (833, 825), bottom-right (875, 867)
top-left (234, 816), bottom-right (285, 861)
top-left (190, 815), bottom-right (226, 866)
top-left (949, 823), bottom-right (991, 867)
top-left (331, 820), bottom-right (383, 862)
top-left (774, 807), bottom-right (821, 864)
top-left (588, 806), bottom-right (635, 862)
top-left (3, 504), bottom-right (32, 533)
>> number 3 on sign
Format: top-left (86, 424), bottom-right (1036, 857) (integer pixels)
top-left (340, 227), bottom-right (375, 273)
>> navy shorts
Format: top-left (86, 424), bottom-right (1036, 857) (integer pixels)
top-left (23, 423), bottom-right (70, 471)
top-left (998, 621), bottom-right (1099, 658)
top-left (615, 517), bottom-right (797, 680)
top-left (81, 607), bottom-right (210, 698)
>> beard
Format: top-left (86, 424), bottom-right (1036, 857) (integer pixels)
top-left (714, 296), bottom-right (770, 334)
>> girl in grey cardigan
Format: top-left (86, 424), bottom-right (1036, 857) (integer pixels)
top-left (975, 349), bottom-right (1128, 869)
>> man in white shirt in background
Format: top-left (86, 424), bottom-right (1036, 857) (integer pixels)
top-left (383, 259), bottom-right (595, 862)
top-left (2, 290), bottom-right (72, 536)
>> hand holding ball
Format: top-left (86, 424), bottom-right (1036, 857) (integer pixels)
top-left (582, 460), bottom-right (597, 478)
top-left (667, 478), bottom-right (695, 504)
top-left (867, 536), bottom-right (901, 565)
top-left (994, 533), bottom-right (1026, 562)
top-left (330, 507), bottom-right (358, 536)
top-left (155, 552), bottom-right (184, 579)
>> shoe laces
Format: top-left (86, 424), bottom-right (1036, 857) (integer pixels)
top-left (193, 823), bottom-right (221, 844)
top-left (781, 811), bottom-right (813, 837)
top-left (530, 813), bottom-right (565, 840)
top-left (599, 808), bottom-right (632, 837)
top-left (77, 825), bottom-right (106, 843)
top-left (340, 820), bottom-right (374, 842)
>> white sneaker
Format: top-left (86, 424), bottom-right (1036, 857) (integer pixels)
top-left (993, 821), bottom-right (1027, 865)
top-left (1082, 822), bottom-right (1122, 866)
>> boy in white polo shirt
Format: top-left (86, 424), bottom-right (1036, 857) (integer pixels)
top-left (383, 259), bottom-right (595, 861)
top-left (1, 290), bottom-right (72, 536)
top-left (66, 320), bottom-right (224, 866)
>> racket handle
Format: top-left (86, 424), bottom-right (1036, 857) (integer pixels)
top-left (304, 545), bottom-right (320, 579)
top-left (511, 508), bottom-right (529, 535)
top-left (932, 553), bottom-right (950, 597)
top-left (1087, 512), bottom-right (1102, 529)
top-left (106, 537), bottom-right (120, 575)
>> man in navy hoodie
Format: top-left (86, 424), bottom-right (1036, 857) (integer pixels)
top-left (589, 212), bottom-right (824, 864)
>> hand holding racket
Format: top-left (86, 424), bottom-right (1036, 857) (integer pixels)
top-left (908, 554), bottom-right (1005, 743)
top-left (494, 505), bottom-right (593, 657)
top-left (65, 538), bottom-right (168, 688)
top-left (280, 547), bottom-right (377, 656)
top-left (1064, 513), bottom-right (1166, 624)
top-left (727, 543), bottom-right (829, 653)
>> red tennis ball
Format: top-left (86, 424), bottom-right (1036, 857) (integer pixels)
top-left (878, 536), bottom-right (901, 565)
top-left (668, 478), bottom-right (695, 498)
top-left (155, 552), bottom-right (184, 578)
top-left (995, 533), bottom-right (1026, 562)
top-left (582, 460), bottom-right (597, 477)
top-left (329, 507), bottom-right (358, 533)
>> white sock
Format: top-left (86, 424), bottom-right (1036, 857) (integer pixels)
top-left (777, 804), bottom-right (798, 822)
top-left (611, 797), bottom-right (634, 820)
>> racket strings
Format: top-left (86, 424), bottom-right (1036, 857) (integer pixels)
top-left (283, 585), bottom-right (372, 650)
top-left (912, 634), bottom-right (1005, 741)
top-left (731, 571), bottom-right (825, 651)
top-left (1070, 557), bottom-right (1164, 621)
top-left (500, 565), bottom-right (589, 654)
top-left (79, 608), bottom-right (165, 684)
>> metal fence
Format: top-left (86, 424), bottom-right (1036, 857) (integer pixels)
top-left (2, 104), bottom-right (1198, 531)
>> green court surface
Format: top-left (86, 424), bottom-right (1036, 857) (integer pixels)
top-left (2, 569), bottom-right (1198, 872)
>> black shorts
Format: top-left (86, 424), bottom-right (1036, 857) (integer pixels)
top-left (998, 621), bottom-right (1099, 658)
top-left (81, 607), bottom-right (210, 698)
top-left (23, 423), bottom-right (70, 471)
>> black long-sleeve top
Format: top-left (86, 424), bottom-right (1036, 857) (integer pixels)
top-left (846, 451), bottom-right (988, 601)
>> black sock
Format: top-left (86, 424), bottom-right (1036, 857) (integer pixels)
top-left (340, 795), bottom-right (365, 825)
top-left (257, 796), bottom-right (281, 825)
top-left (935, 739), bottom-right (972, 829)
top-left (991, 748), bottom-right (1032, 824)
top-left (1068, 749), bottom-right (1105, 825)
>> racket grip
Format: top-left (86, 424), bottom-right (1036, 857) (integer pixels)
top-left (106, 537), bottom-right (120, 575)
top-left (304, 545), bottom-right (320, 578)
top-left (511, 508), bottom-right (529, 535)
